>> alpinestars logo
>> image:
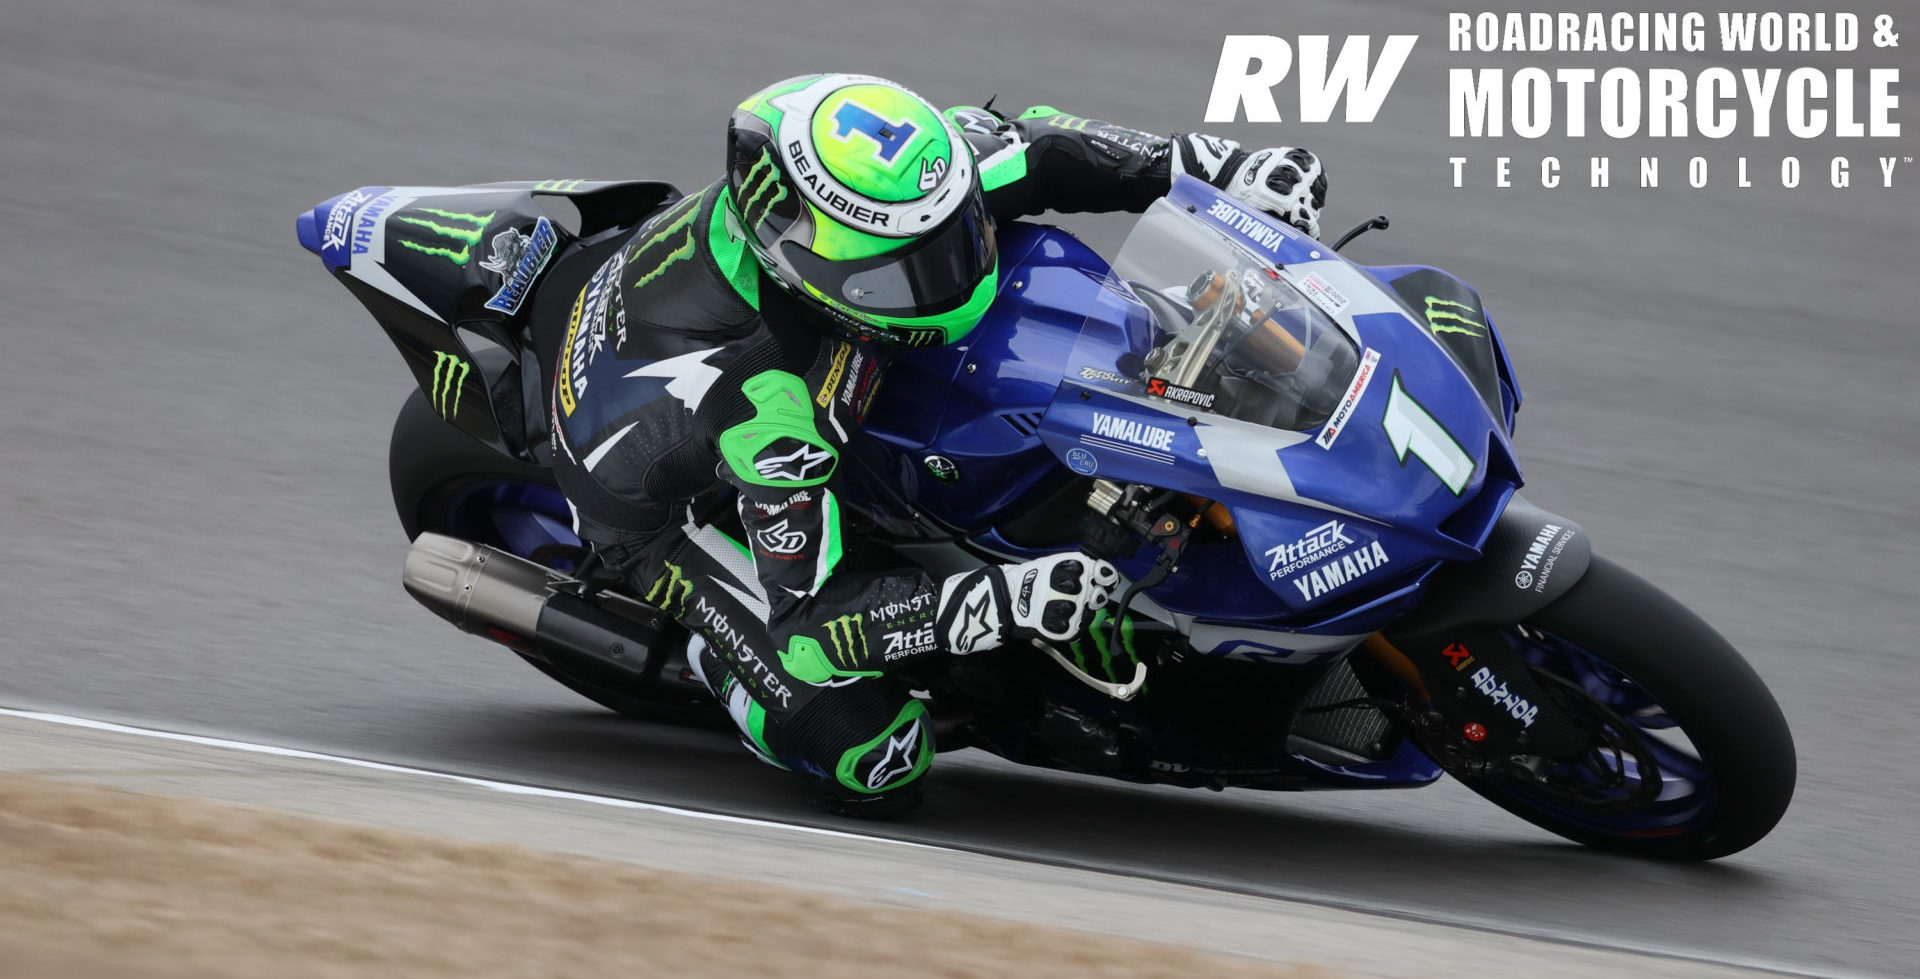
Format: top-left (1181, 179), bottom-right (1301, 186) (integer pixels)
top-left (754, 519), bottom-right (807, 556)
top-left (754, 442), bottom-right (834, 482)
top-left (949, 579), bottom-right (1000, 655)
top-left (865, 717), bottom-right (924, 790)
top-left (429, 352), bottom-right (469, 419)
top-left (392, 207), bottom-right (495, 266)
top-left (1423, 296), bottom-right (1486, 336)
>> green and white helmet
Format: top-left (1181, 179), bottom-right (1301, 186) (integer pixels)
top-left (726, 73), bottom-right (996, 347)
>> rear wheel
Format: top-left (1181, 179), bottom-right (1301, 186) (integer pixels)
top-left (389, 388), bottom-right (716, 726)
top-left (1454, 556), bottom-right (1795, 861)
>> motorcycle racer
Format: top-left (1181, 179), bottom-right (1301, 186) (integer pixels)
top-left (550, 72), bottom-right (1329, 815)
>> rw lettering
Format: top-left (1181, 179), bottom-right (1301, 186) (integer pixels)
top-left (1205, 35), bottom-right (1418, 123)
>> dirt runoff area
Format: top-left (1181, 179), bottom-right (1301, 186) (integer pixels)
top-left (0, 775), bottom-right (1329, 979)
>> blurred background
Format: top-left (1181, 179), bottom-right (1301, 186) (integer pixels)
top-left (1, 1), bottom-right (1914, 974)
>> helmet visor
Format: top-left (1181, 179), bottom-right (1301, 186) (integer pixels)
top-left (782, 190), bottom-right (996, 317)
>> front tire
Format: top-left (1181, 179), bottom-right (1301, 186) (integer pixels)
top-left (1456, 556), bottom-right (1795, 860)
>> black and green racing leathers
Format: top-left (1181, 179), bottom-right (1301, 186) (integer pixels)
top-left (549, 105), bottom-right (1273, 808)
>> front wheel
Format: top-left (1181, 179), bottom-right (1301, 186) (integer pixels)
top-left (1454, 556), bottom-right (1795, 860)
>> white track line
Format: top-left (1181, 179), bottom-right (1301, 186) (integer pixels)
top-left (0, 706), bottom-right (940, 851)
top-left (0, 706), bottom-right (1873, 979)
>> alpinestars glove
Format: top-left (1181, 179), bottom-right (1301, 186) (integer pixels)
top-left (1222, 146), bottom-right (1328, 239)
top-left (935, 553), bottom-right (1120, 655)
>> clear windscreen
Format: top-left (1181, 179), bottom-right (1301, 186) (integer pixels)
top-left (1072, 199), bottom-right (1360, 431)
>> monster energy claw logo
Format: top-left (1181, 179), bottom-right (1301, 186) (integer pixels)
top-left (646, 562), bottom-right (692, 616)
top-left (430, 352), bottom-right (469, 418)
top-left (824, 613), bottom-right (869, 669)
top-left (535, 179), bottom-right (586, 192)
top-left (393, 208), bottom-right (496, 266)
top-left (627, 192), bottom-right (703, 290)
top-left (1069, 608), bottom-right (1138, 683)
top-left (737, 149), bottom-right (789, 230)
top-left (1423, 297), bottom-right (1486, 337)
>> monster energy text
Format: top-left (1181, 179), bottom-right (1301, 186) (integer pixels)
top-left (393, 207), bottom-right (496, 266)
top-left (429, 352), bottom-right (469, 418)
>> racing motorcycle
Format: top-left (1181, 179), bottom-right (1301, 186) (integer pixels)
top-left (295, 174), bottom-right (1795, 860)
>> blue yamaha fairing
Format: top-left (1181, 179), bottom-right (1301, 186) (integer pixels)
top-left (863, 176), bottom-right (1525, 664)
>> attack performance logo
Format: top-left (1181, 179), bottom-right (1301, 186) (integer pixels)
top-left (391, 208), bottom-right (496, 266)
top-left (429, 352), bottom-right (469, 419)
top-left (1264, 519), bottom-right (1354, 581)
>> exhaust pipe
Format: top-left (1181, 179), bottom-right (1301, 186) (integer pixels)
top-left (402, 532), bottom-right (669, 687)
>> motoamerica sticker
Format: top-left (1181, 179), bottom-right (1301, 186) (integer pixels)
top-left (1316, 347), bottom-right (1381, 449)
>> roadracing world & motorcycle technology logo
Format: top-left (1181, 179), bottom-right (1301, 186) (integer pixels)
top-left (1203, 11), bottom-right (1909, 192)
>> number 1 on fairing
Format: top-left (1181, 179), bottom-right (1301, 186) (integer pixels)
top-left (1382, 372), bottom-right (1474, 495)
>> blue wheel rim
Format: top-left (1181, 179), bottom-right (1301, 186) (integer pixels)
top-left (1484, 624), bottom-right (1721, 839)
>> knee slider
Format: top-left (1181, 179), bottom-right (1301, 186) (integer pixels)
top-left (836, 700), bottom-right (934, 795)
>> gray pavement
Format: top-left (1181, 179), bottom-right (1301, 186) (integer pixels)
top-left (0, 708), bottom-right (1788, 979)
top-left (0, 1), bottom-right (1915, 976)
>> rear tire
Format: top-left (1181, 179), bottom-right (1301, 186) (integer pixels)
top-left (389, 388), bottom-right (717, 728)
top-left (1456, 556), bottom-right (1795, 861)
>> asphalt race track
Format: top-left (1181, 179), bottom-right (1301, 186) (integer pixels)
top-left (3, 1), bottom-right (1916, 975)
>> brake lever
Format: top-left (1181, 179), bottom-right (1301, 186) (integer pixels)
top-left (1032, 638), bottom-right (1148, 701)
top-left (1052, 507), bottom-right (1200, 700)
